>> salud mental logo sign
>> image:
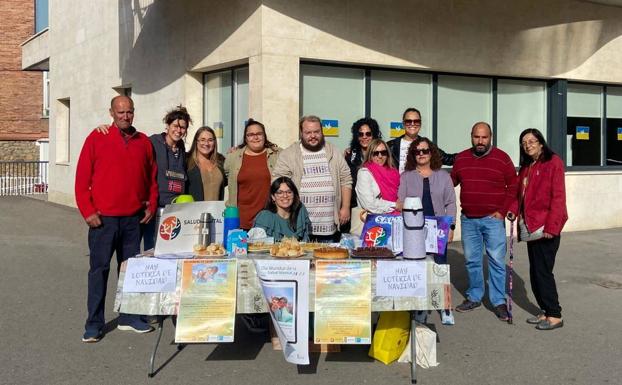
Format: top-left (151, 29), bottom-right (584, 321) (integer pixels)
top-left (159, 216), bottom-right (182, 240)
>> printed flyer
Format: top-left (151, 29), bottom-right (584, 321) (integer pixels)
top-left (255, 259), bottom-right (310, 365)
top-left (314, 260), bottom-right (371, 345)
top-left (175, 259), bottom-right (237, 343)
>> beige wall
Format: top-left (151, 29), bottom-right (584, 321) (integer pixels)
top-left (45, 0), bottom-right (622, 233)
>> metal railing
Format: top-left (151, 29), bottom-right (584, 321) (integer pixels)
top-left (0, 161), bottom-right (49, 196)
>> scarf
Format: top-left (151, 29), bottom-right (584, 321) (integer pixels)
top-left (365, 161), bottom-right (400, 202)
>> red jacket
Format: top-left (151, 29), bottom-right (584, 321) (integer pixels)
top-left (75, 125), bottom-right (158, 219)
top-left (509, 154), bottom-right (568, 236)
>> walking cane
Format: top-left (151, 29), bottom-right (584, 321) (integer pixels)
top-left (507, 220), bottom-right (515, 325)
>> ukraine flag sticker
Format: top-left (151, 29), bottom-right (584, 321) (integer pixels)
top-left (576, 126), bottom-right (590, 140)
top-left (390, 122), bottom-right (404, 138)
top-left (322, 119), bottom-right (339, 137)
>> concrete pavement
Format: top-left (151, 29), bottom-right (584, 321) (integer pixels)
top-left (0, 196), bottom-right (620, 385)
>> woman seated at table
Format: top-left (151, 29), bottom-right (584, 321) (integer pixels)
top-left (186, 126), bottom-right (227, 201)
top-left (253, 177), bottom-right (311, 242)
top-left (397, 137), bottom-right (456, 325)
top-left (355, 139), bottom-right (400, 215)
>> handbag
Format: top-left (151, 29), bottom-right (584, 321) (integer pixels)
top-left (519, 217), bottom-right (544, 242)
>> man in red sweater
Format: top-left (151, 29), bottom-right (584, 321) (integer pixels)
top-left (451, 122), bottom-right (517, 321)
top-left (75, 96), bottom-right (158, 342)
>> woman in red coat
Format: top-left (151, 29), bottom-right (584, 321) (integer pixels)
top-left (508, 128), bottom-right (568, 331)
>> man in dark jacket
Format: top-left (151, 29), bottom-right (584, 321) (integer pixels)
top-left (387, 108), bottom-right (455, 172)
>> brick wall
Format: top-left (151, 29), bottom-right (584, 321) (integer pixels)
top-left (0, 0), bottom-right (48, 142)
top-left (0, 141), bottom-right (39, 161)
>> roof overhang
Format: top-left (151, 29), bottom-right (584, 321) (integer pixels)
top-left (21, 28), bottom-right (49, 71)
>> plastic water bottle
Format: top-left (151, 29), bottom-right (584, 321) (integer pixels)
top-left (222, 206), bottom-right (240, 244)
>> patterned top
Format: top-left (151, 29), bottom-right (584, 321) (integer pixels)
top-left (299, 145), bottom-right (336, 235)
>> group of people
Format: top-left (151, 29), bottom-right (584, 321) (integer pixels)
top-left (75, 95), bottom-right (567, 343)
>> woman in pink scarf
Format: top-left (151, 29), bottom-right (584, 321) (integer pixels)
top-left (355, 139), bottom-right (400, 214)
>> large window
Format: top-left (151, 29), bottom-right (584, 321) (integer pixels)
top-left (298, 63), bottom-right (621, 169)
top-left (370, 70), bottom-right (432, 140)
top-left (300, 64), bottom-right (365, 149)
top-left (567, 84), bottom-right (603, 166)
top-left (606, 86), bottom-right (622, 165)
top-left (203, 67), bottom-right (248, 150)
top-left (497, 79), bottom-right (547, 165)
top-left (437, 75), bottom-right (492, 154)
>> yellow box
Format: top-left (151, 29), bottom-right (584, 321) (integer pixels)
top-left (368, 311), bottom-right (410, 365)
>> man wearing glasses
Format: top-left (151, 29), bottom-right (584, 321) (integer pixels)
top-left (272, 115), bottom-right (352, 242)
top-left (450, 122), bottom-right (518, 321)
top-left (387, 107), bottom-right (456, 173)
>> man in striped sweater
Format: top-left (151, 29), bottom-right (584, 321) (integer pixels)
top-left (451, 122), bottom-right (518, 321)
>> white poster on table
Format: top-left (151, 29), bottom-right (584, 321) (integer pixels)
top-left (375, 260), bottom-right (427, 298)
top-left (254, 259), bottom-right (310, 365)
top-left (154, 201), bottom-right (226, 258)
top-left (122, 258), bottom-right (177, 293)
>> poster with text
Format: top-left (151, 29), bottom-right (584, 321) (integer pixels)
top-left (255, 259), bottom-right (310, 365)
top-left (175, 259), bottom-right (237, 343)
top-left (122, 257), bottom-right (177, 293)
top-left (314, 260), bottom-right (371, 344)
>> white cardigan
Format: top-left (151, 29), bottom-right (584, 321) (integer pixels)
top-left (355, 167), bottom-right (396, 214)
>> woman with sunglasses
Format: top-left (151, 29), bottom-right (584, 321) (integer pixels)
top-left (186, 126), bottom-right (226, 201)
top-left (507, 128), bottom-right (567, 330)
top-left (253, 177), bottom-right (311, 241)
top-left (344, 118), bottom-right (382, 233)
top-left (397, 137), bottom-right (456, 324)
top-left (355, 139), bottom-right (400, 215)
top-left (223, 119), bottom-right (281, 231)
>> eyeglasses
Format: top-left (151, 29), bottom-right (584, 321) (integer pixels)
top-left (403, 119), bottom-right (422, 126)
top-left (198, 138), bottom-right (215, 144)
top-left (275, 190), bottom-right (293, 196)
top-left (358, 131), bottom-right (373, 138)
top-left (521, 139), bottom-right (539, 147)
top-left (414, 148), bottom-right (431, 155)
top-left (372, 150), bottom-right (388, 157)
top-left (246, 132), bottom-right (264, 139)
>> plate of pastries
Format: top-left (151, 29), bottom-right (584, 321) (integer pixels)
top-left (193, 243), bottom-right (227, 257)
top-left (270, 237), bottom-right (306, 258)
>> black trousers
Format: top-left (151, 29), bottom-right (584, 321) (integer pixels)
top-left (86, 215), bottom-right (143, 331)
top-left (527, 236), bottom-right (562, 318)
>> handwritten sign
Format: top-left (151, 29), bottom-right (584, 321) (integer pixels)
top-left (375, 260), bottom-right (427, 298)
top-left (123, 258), bottom-right (177, 293)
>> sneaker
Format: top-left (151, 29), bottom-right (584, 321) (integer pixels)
top-left (441, 310), bottom-right (455, 325)
top-left (118, 320), bottom-right (155, 333)
top-left (82, 329), bottom-right (103, 343)
top-left (455, 299), bottom-right (482, 312)
top-left (494, 304), bottom-right (509, 321)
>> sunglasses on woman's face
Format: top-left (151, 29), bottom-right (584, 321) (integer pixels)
top-left (358, 131), bottom-right (373, 138)
top-left (372, 150), bottom-right (388, 157)
top-left (415, 148), bottom-right (431, 155)
top-left (403, 119), bottom-right (422, 126)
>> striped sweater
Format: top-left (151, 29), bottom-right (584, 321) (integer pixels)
top-left (450, 147), bottom-right (517, 218)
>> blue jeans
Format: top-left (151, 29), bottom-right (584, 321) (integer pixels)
top-left (460, 215), bottom-right (507, 306)
top-left (86, 215), bottom-right (144, 332)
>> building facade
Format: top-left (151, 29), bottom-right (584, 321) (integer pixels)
top-left (21, 0), bottom-right (622, 232)
top-left (1, 0), bottom-right (48, 161)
